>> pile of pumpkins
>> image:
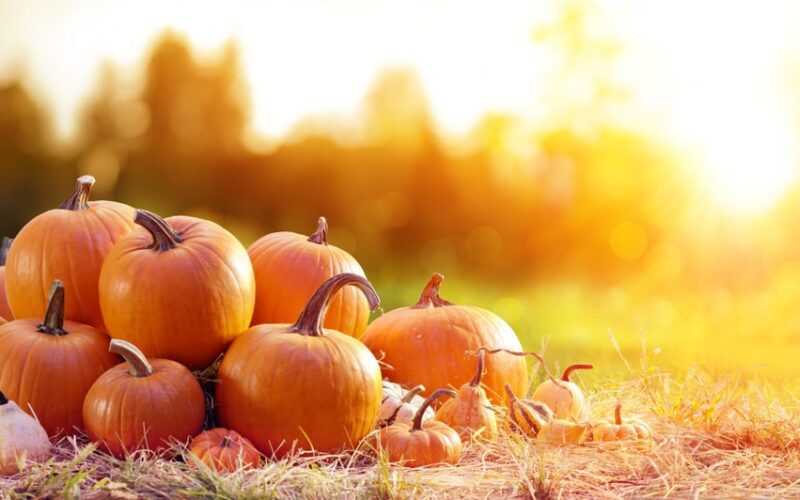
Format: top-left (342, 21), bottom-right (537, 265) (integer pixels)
top-left (0, 175), bottom-right (650, 474)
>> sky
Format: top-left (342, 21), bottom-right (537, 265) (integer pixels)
top-left (1, 0), bottom-right (800, 214)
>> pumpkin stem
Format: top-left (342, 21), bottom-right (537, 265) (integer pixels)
top-left (289, 273), bottom-right (380, 336)
top-left (561, 363), bottom-right (593, 382)
top-left (0, 390), bottom-right (7, 405)
top-left (615, 403), bottom-right (622, 425)
top-left (412, 273), bottom-right (454, 309)
top-left (135, 210), bottom-right (182, 251)
top-left (59, 175), bottom-right (95, 211)
top-left (470, 350), bottom-right (486, 387)
top-left (400, 385), bottom-right (426, 404)
top-left (412, 389), bottom-right (456, 432)
top-left (504, 383), bottom-right (519, 402)
top-left (109, 339), bottom-right (153, 377)
top-left (0, 237), bottom-right (11, 266)
top-left (307, 216), bottom-right (329, 245)
top-left (476, 346), bottom-right (558, 384)
top-left (37, 280), bottom-right (67, 336)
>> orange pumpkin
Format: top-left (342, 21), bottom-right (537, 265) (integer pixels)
top-left (376, 388), bottom-right (462, 467)
top-left (5, 176), bottom-right (135, 329)
top-left (99, 209), bottom-right (255, 369)
top-left (536, 419), bottom-right (590, 445)
top-left (361, 273), bottom-right (527, 405)
top-left (0, 237), bottom-right (13, 321)
top-left (187, 428), bottom-right (260, 472)
top-left (435, 350), bottom-right (498, 441)
top-left (216, 274), bottom-right (382, 457)
top-left (532, 363), bottom-right (593, 420)
top-left (83, 339), bottom-right (205, 458)
top-left (0, 280), bottom-right (118, 438)
top-left (592, 403), bottom-right (651, 442)
top-left (248, 216), bottom-right (370, 338)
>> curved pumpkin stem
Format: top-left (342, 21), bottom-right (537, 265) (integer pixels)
top-left (307, 216), bottom-right (329, 245)
top-left (615, 403), bottom-right (622, 425)
top-left (135, 210), bottom-right (182, 251)
top-left (0, 389), bottom-right (7, 405)
top-left (290, 274), bottom-right (380, 336)
top-left (470, 350), bottom-right (486, 387)
top-left (561, 364), bottom-right (593, 382)
top-left (109, 339), bottom-right (153, 377)
top-left (37, 280), bottom-right (67, 336)
top-left (400, 385), bottom-right (426, 404)
top-left (475, 346), bottom-right (558, 383)
top-left (504, 383), bottom-right (519, 402)
top-left (412, 273), bottom-right (454, 309)
top-left (412, 389), bottom-right (456, 432)
top-left (59, 175), bottom-right (95, 211)
top-left (0, 237), bottom-right (12, 266)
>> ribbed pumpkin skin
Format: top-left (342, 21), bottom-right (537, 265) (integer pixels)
top-left (0, 266), bottom-right (11, 321)
top-left (83, 358), bottom-right (205, 458)
top-left (216, 325), bottom-right (382, 457)
top-left (0, 319), bottom-right (118, 438)
top-left (5, 201), bottom-right (134, 330)
top-left (99, 215), bottom-right (256, 369)
top-left (362, 297), bottom-right (527, 405)
top-left (248, 223), bottom-right (369, 338)
top-left (187, 428), bottom-right (260, 472)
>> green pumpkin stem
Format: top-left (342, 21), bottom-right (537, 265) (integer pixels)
top-left (412, 273), bottom-right (454, 309)
top-left (109, 339), bottom-right (153, 377)
top-left (470, 350), bottom-right (486, 387)
top-left (135, 209), bottom-right (182, 251)
top-left (0, 390), bottom-right (7, 405)
top-left (561, 363), bottom-right (593, 382)
top-left (37, 280), bottom-right (67, 336)
top-left (59, 175), bottom-right (95, 211)
top-left (615, 403), bottom-right (622, 425)
top-left (290, 273), bottom-right (380, 336)
top-left (412, 389), bottom-right (456, 431)
top-left (307, 216), bottom-right (329, 245)
top-left (400, 385), bottom-right (426, 404)
top-left (0, 237), bottom-right (12, 266)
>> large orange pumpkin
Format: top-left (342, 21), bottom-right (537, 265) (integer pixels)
top-left (99, 209), bottom-right (255, 369)
top-left (0, 280), bottom-right (119, 438)
top-left (248, 216), bottom-right (370, 338)
top-left (5, 176), bottom-right (135, 329)
top-left (216, 273), bottom-right (382, 458)
top-left (0, 237), bottom-right (13, 321)
top-left (83, 339), bottom-right (205, 458)
top-left (361, 273), bottom-right (527, 405)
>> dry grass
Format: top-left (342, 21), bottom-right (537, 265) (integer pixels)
top-left (3, 350), bottom-right (800, 499)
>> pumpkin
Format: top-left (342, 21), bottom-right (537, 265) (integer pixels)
top-left (532, 363), bottom-right (593, 420)
top-left (187, 428), bottom-right (260, 472)
top-left (5, 175), bottom-right (135, 330)
top-left (535, 419), bottom-right (590, 445)
top-left (376, 388), bottom-right (462, 467)
top-left (248, 217), bottom-right (370, 338)
top-left (99, 209), bottom-right (256, 369)
top-left (505, 384), bottom-right (555, 438)
top-left (378, 384), bottom-right (427, 427)
top-left (592, 404), bottom-right (651, 442)
top-left (0, 237), bottom-right (13, 320)
top-left (0, 389), bottom-right (51, 476)
top-left (216, 273), bottom-right (383, 458)
top-left (435, 350), bottom-right (498, 441)
top-left (0, 280), bottom-right (119, 438)
top-left (361, 273), bottom-right (527, 405)
top-left (83, 339), bottom-right (205, 458)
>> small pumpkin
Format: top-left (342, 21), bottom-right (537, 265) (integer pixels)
top-left (362, 273), bottom-right (527, 405)
top-left (378, 384), bottom-right (428, 427)
top-left (0, 280), bottom-right (119, 437)
top-left (592, 404), bottom-right (651, 442)
top-left (376, 388), bottom-right (462, 467)
top-left (6, 175), bottom-right (135, 329)
top-left (216, 274), bottom-right (383, 458)
top-left (0, 390), bottom-right (51, 476)
top-left (532, 363), bottom-right (593, 420)
top-left (248, 216), bottom-right (370, 338)
top-left (535, 419), bottom-right (590, 445)
top-left (99, 209), bottom-right (256, 369)
top-left (0, 237), bottom-right (13, 320)
top-left (187, 428), bottom-right (260, 472)
top-left (435, 350), bottom-right (498, 441)
top-left (505, 384), bottom-right (555, 438)
top-left (83, 339), bottom-right (205, 458)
